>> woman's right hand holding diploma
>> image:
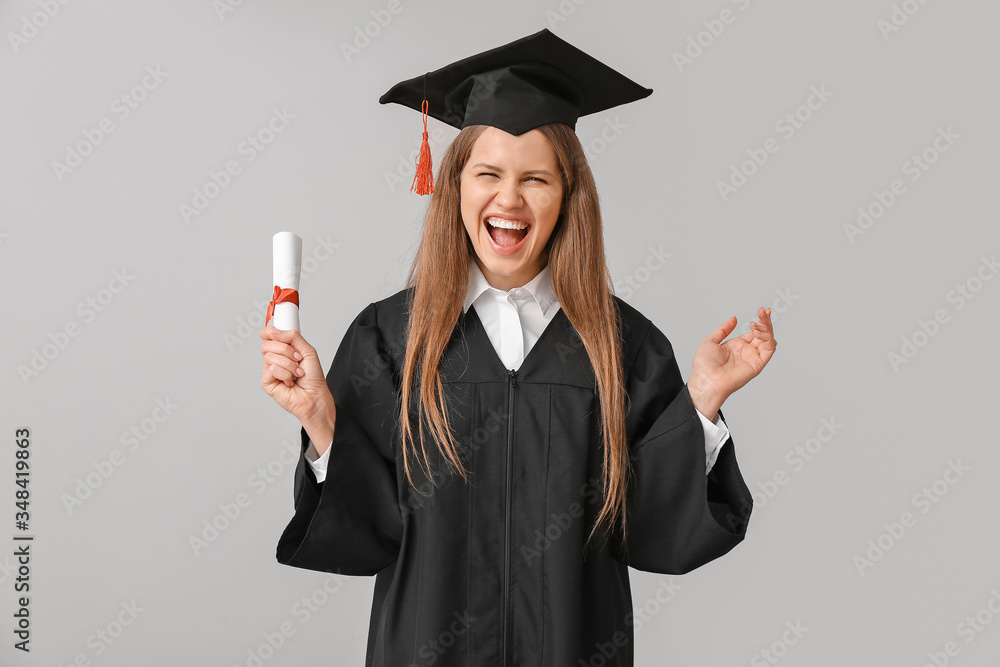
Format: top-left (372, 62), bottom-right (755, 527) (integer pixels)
top-left (259, 326), bottom-right (337, 456)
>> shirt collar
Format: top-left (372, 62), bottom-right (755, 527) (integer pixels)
top-left (462, 259), bottom-right (559, 317)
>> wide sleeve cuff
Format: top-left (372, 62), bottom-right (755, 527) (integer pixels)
top-left (612, 316), bottom-right (752, 575)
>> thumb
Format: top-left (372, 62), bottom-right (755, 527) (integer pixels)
top-left (705, 316), bottom-right (737, 345)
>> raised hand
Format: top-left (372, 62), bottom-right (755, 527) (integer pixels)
top-left (688, 307), bottom-right (777, 417)
top-left (260, 326), bottom-right (337, 452)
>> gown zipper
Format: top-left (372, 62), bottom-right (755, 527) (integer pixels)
top-left (502, 367), bottom-right (516, 667)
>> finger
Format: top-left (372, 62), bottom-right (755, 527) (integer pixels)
top-left (259, 326), bottom-right (302, 345)
top-left (260, 339), bottom-right (304, 361)
top-left (280, 329), bottom-right (317, 360)
top-left (749, 320), bottom-right (775, 342)
top-left (260, 328), bottom-right (318, 365)
top-left (261, 363), bottom-right (287, 389)
top-left (262, 351), bottom-right (303, 378)
top-left (749, 329), bottom-right (777, 359)
top-left (261, 354), bottom-right (305, 388)
top-left (259, 325), bottom-right (284, 341)
top-left (705, 316), bottom-right (737, 345)
top-left (754, 306), bottom-right (774, 334)
top-left (266, 361), bottom-right (299, 386)
top-left (261, 368), bottom-right (291, 392)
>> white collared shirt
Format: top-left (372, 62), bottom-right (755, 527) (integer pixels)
top-left (306, 261), bottom-right (730, 481)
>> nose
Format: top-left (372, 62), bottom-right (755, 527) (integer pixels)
top-left (494, 178), bottom-right (523, 209)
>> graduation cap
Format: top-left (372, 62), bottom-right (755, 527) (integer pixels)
top-left (378, 28), bottom-right (653, 195)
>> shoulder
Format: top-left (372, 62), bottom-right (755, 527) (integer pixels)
top-left (370, 286), bottom-right (413, 330)
top-left (613, 293), bottom-right (652, 345)
top-left (612, 295), bottom-right (675, 373)
top-left (357, 286), bottom-right (413, 360)
top-left (612, 295), bottom-right (650, 331)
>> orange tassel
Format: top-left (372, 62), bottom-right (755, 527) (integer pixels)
top-left (410, 99), bottom-right (434, 195)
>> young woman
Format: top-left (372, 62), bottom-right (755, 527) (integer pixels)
top-left (260, 29), bottom-right (775, 667)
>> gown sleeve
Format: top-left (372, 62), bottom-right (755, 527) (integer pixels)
top-left (275, 301), bottom-right (403, 576)
top-left (611, 318), bottom-right (753, 574)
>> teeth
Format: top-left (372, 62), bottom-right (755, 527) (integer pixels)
top-left (486, 217), bottom-right (528, 230)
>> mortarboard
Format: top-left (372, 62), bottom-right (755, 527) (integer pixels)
top-left (378, 28), bottom-right (653, 195)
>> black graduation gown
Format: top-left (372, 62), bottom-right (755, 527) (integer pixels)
top-left (276, 287), bottom-right (752, 666)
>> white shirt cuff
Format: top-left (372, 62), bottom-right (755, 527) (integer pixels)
top-left (305, 439), bottom-right (332, 483)
top-left (695, 409), bottom-right (730, 475)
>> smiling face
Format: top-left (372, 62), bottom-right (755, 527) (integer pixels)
top-left (460, 127), bottom-right (564, 291)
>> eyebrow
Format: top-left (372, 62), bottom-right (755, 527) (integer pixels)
top-left (470, 162), bottom-right (557, 177)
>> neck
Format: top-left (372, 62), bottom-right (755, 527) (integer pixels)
top-left (475, 256), bottom-right (546, 292)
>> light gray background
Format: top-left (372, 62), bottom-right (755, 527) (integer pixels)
top-left (3, 1), bottom-right (999, 665)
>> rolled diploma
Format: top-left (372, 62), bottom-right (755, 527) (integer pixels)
top-left (272, 232), bottom-right (302, 331)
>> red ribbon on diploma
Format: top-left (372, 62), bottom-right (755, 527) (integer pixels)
top-left (266, 285), bottom-right (299, 326)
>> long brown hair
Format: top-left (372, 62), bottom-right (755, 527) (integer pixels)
top-left (399, 123), bottom-right (630, 551)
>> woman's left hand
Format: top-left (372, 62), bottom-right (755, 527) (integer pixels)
top-left (689, 307), bottom-right (777, 417)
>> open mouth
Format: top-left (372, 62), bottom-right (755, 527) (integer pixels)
top-left (484, 216), bottom-right (531, 250)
